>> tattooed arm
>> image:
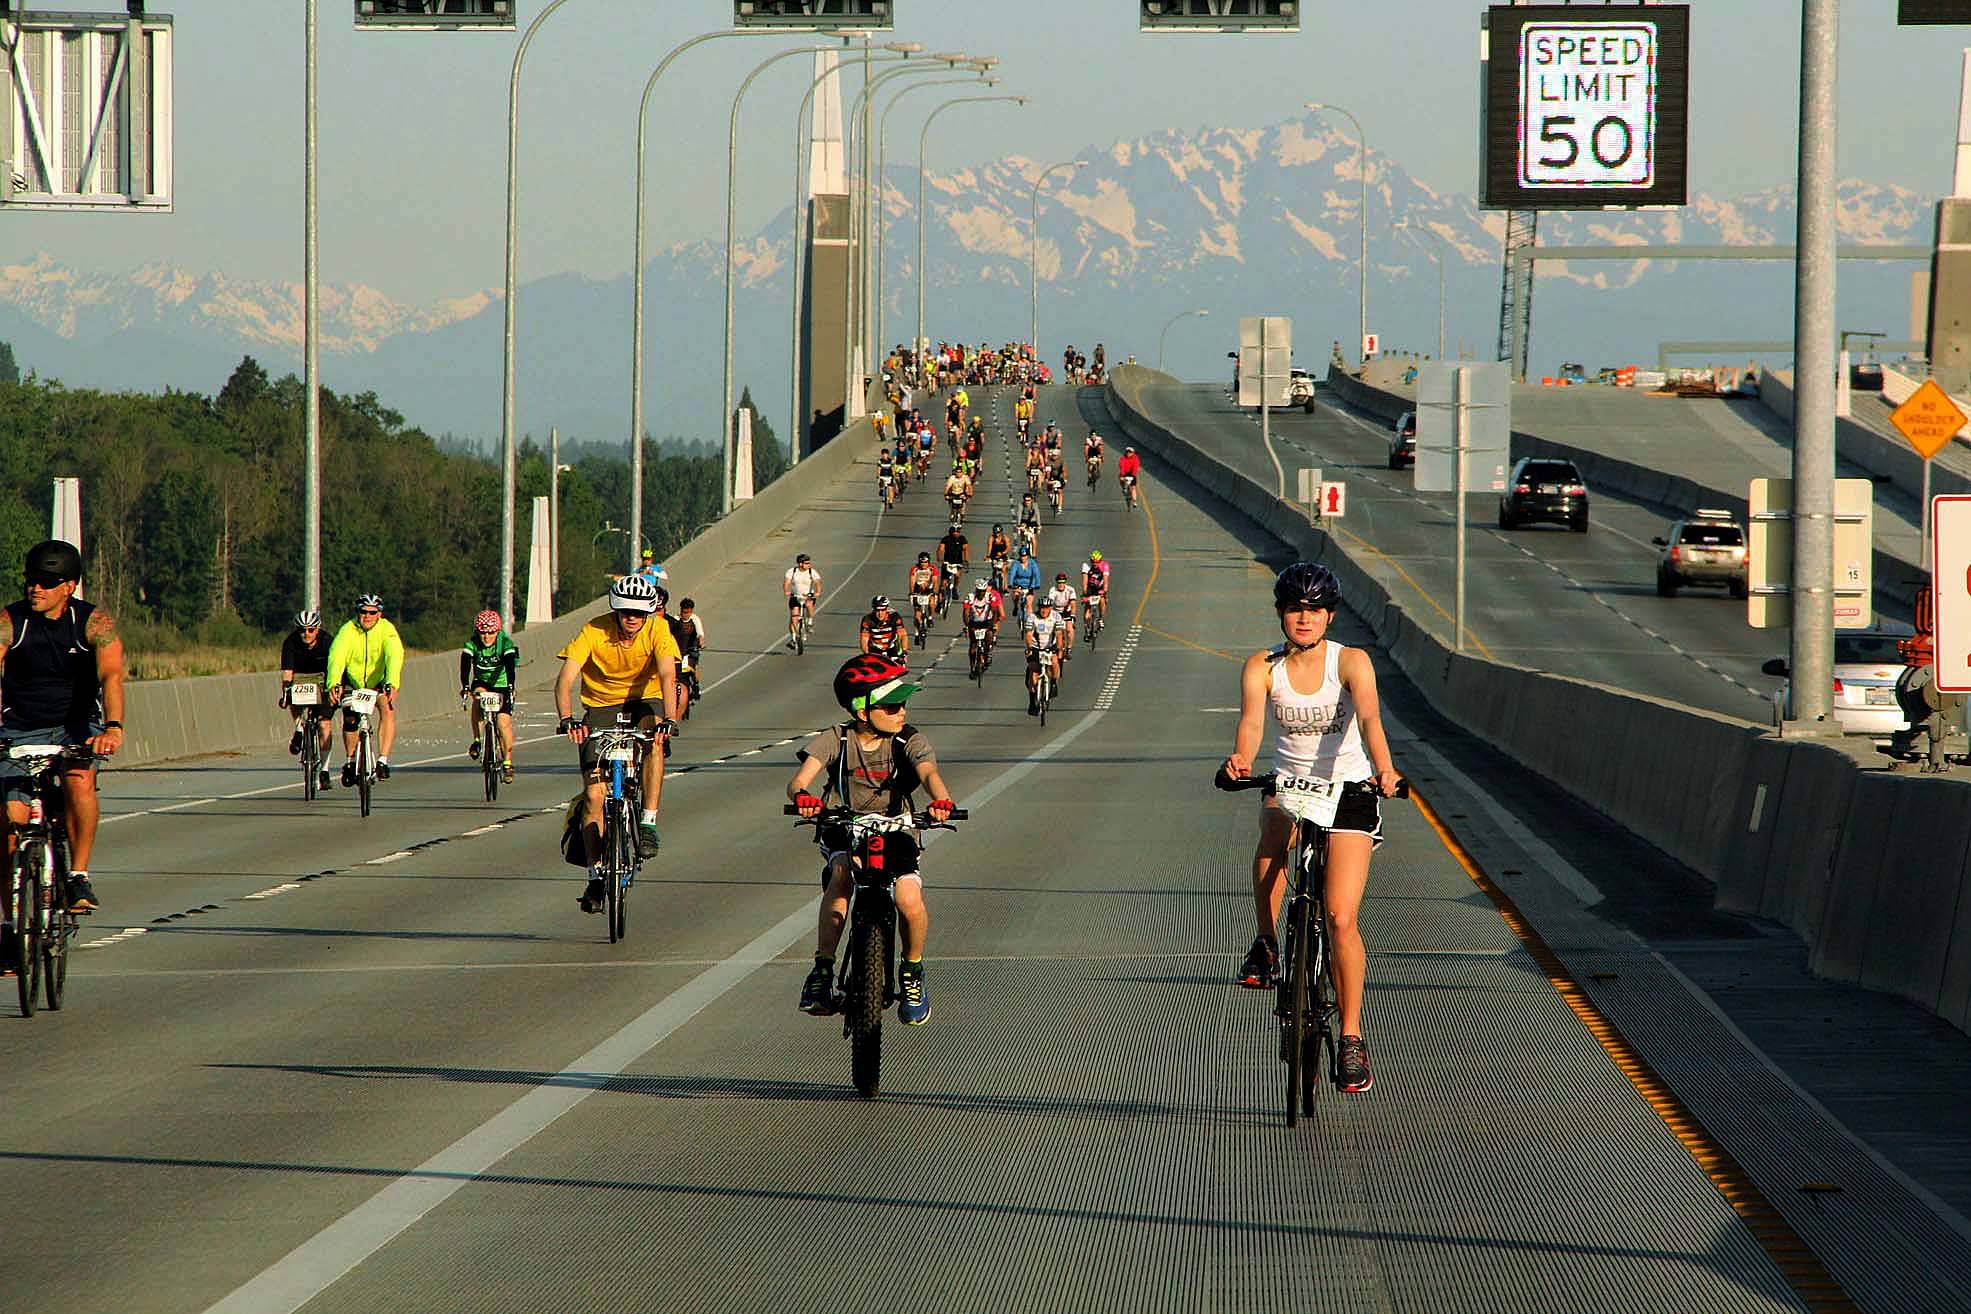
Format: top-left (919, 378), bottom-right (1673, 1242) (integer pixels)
top-left (0, 606), bottom-right (13, 665)
top-left (87, 608), bottom-right (126, 756)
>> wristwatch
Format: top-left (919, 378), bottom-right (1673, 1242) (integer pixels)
top-left (101, 720), bottom-right (123, 730)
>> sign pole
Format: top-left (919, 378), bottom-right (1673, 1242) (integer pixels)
top-left (1454, 364), bottom-right (1468, 653)
top-left (1260, 317), bottom-right (1284, 499)
top-left (1925, 459), bottom-right (1935, 566)
top-left (303, 0), bottom-right (321, 614)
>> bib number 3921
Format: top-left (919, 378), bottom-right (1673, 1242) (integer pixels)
top-left (1275, 773), bottom-right (1341, 828)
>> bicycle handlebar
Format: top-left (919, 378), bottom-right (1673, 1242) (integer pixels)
top-left (1213, 766), bottom-right (1410, 799)
top-left (783, 804), bottom-right (968, 824)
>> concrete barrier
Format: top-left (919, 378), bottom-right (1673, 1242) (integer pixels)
top-left (1109, 362), bottom-right (1971, 1037)
top-left (118, 404), bottom-right (883, 767)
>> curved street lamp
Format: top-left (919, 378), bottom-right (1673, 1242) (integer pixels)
top-left (1029, 159), bottom-right (1086, 359)
top-left (916, 95), bottom-right (1029, 356)
top-left (1307, 101), bottom-right (1368, 370)
top-left (876, 70), bottom-right (993, 358)
top-left (1394, 220), bottom-right (1450, 360)
top-left (1157, 308), bottom-right (1209, 374)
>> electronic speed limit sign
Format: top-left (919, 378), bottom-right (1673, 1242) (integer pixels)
top-left (1480, 5), bottom-right (1689, 210)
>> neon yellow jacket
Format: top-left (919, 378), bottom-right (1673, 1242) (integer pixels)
top-left (327, 617), bottom-right (405, 690)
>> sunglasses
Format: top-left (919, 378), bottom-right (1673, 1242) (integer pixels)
top-left (358, 609), bottom-right (381, 617)
top-left (24, 572), bottom-right (70, 590)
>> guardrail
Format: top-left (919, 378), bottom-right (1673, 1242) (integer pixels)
top-left (119, 405), bottom-right (880, 766)
top-left (1107, 362), bottom-right (1971, 1037)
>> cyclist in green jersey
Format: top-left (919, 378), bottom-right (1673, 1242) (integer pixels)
top-left (460, 610), bottom-right (520, 783)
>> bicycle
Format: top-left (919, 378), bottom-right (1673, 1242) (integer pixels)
top-left (967, 617), bottom-right (992, 685)
top-left (342, 687), bottom-right (383, 818)
top-left (790, 598), bottom-right (815, 655)
top-left (2, 741), bottom-right (91, 1016)
top-left (783, 804), bottom-right (965, 1098)
top-left (464, 689), bottom-right (505, 801)
top-left (1047, 476), bottom-right (1065, 517)
top-left (1121, 473), bottom-right (1139, 512)
top-left (288, 679), bottom-right (328, 801)
top-left (1214, 768), bottom-right (1407, 1124)
top-left (588, 718), bottom-right (663, 944)
top-left (1082, 598), bottom-right (1105, 650)
top-left (1028, 645), bottom-right (1059, 726)
top-left (1086, 455), bottom-right (1102, 489)
top-left (937, 564), bottom-right (962, 620)
top-left (677, 651), bottom-right (702, 718)
top-left (988, 557), bottom-right (1009, 593)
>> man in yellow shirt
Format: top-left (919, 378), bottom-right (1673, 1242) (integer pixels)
top-left (555, 574), bottom-right (679, 913)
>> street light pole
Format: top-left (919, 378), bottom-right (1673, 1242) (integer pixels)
top-left (1395, 221), bottom-right (1450, 359)
top-left (1030, 160), bottom-right (1085, 359)
top-left (875, 64), bottom-right (986, 363)
top-left (917, 95), bottom-right (1028, 358)
top-left (303, 0), bottom-right (320, 612)
top-left (1308, 102), bottom-right (1368, 367)
top-left (1789, 0), bottom-right (1838, 725)
top-left (1157, 308), bottom-right (1208, 374)
top-left (500, 0), bottom-right (583, 623)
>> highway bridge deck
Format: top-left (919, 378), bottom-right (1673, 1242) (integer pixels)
top-left (4, 385), bottom-right (1967, 1313)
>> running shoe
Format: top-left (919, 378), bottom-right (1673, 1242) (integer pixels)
top-left (799, 960), bottom-right (836, 1015)
top-left (1337, 1035), bottom-right (1374, 1093)
top-left (501, 759), bottom-right (515, 784)
top-left (469, 740), bottom-right (481, 761)
top-left (579, 870), bottom-right (605, 914)
top-left (898, 960), bottom-right (930, 1025)
top-left (65, 876), bottom-right (99, 913)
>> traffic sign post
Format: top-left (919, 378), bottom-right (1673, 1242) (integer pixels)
top-left (1747, 477), bottom-right (1875, 630)
top-left (1933, 495), bottom-right (1971, 692)
top-left (1296, 466), bottom-right (1323, 511)
top-left (1480, 5), bottom-right (1690, 210)
top-left (1361, 332), bottom-right (1379, 359)
top-left (1890, 377), bottom-right (1969, 564)
top-left (1239, 315), bottom-right (1290, 498)
top-left (1318, 482), bottom-right (1346, 519)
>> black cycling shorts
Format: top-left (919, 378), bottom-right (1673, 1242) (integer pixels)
top-left (579, 699), bottom-right (663, 778)
top-left (469, 687), bottom-right (515, 715)
top-left (818, 827), bottom-right (920, 882)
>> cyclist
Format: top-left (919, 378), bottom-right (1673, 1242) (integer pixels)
top-left (1045, 454), bottom-right (1068, 516)
top-left (459, 609), bottom-right (520, 784)
top-left (878, 448), bottom-right (898, 507)
top-left (1084, 429), bottom-right (1105, 485)
top-left (789, 653), bottom-right (957, 1025)
top-left (1222, 563), bottom-right (1401, 1094)
top-left (0, 540), bottom-right (125, 913)
top-left (985, 524), bottom-right (1012, 590)
top-left (785, 553), bottom-right (821, 648)
top-left (916, 422), bottom-right (936, 477)
top-left (327, 593), bottom-right (405, 785)
top-left (637, 547), bottom-right (668, 584)
top-left (936, 522), bottom-right (969, 609)
top-left (675, 596), bottom-right (707, 717)
top-left (1007, 543), bottom-right (1042, 619)
top-left (1080, 549), bottom-right (1111, 628)
top-left (942, 465), bottom-right (969, 524)
top-left (1045, 572), bottom-right (1079, 655)
top-left (1023, 593), bottom-right (1066, 716)
top-left (859, 595), bottom-right (908, 659)
top-left (555, 574), bottom-right (679, 910)
top-left (280, 609), bottom-right (334, 789)
top-left (907, 553), bottom-right (939, 639)
top-left (1025, 440), bottom-right (1046, 493)
top-left (1117, 445), bottom-right (1142, 507)
top-left (962, 579), bottom-right (1001, 666)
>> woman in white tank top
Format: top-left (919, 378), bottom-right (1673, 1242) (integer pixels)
top-left (1221, 563), bottom-right (1400, 1094)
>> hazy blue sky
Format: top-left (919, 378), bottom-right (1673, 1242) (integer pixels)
top-left (8, 1), bottom-right (1969, 304)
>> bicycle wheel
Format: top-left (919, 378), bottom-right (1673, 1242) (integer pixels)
top-left (848, 915), bottom-right (885, 1098)
top-left (357, 731), bottom-right (373, 818)
top-left (1038, 676), bottom-right (1049, 727)
top-left (482, 723), bottom-right (499, 802)
top-left (43, 902), bottom-right (71, 1013)
top-left (301, 723), bottom-right (318, 801)
top-left (1283, 890), bottom-right (1312, 1127)
top-left (1303, 919), bottom-right (1330, 1113)
top-left (14, 854), bottom-right (42, 1017)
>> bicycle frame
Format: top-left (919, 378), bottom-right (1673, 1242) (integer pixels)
top-left (2, 741), bottom-right (89, 1015)
top-left (589, 722), bottom-right (656, 944)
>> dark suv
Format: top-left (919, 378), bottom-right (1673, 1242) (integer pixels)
top-left (1498, 457), bottom-right (1589, 532)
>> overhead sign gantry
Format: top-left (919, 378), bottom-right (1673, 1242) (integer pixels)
top-left (355, 1), bottom-right (514, 30)
top-left (1480, 4), bottom-right (1690, 210)
top-left (0, 2), bottom-right (172, 211)
top-left (733, 0), bottom-right (894, 28)
top-left (1139, 1), bottom-right (1297, 32)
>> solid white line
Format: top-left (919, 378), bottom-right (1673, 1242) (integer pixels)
top-left (202, 600), bottom-right (1145, 1314)
top-left (1380, 707), bottom-right (1604, 908)
top-left (460, 824), bottom-right (504, 837)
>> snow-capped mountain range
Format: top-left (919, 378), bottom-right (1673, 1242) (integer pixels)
top-left (0, 112), bottom-right (1935, 445)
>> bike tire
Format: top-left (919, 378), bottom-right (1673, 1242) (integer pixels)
top-left (605, 806), bottom-right (625, 944)
top-left (15, 852), bottom-right (42, 1017)
top-left (482, 725), bottom-right (498, 802)
top-left (796, 623), bottom-right (805, 656)
top-left (1283, 892), bottom-right (1312, 1127)
top-left (358, 737), bottom-right (373, 817)
top-left (43, 906), bottom-right (70, 1012)
top-left (302, 726), bottom-right (318, 801)
top-left (849, 916), bottom-right (886, 1099)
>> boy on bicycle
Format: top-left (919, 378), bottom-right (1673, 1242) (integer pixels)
top-left (788, 655), bottom-right (957, 1026)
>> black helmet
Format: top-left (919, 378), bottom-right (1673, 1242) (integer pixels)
top-left (25, 540), bottom-right (81, 581)
top-left (1273, 562), bottom-right (1340, 611)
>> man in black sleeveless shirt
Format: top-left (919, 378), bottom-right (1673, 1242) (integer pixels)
top-left (0, 541), bottom-right (127, 912)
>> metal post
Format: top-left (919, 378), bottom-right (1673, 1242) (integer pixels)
top-left (876, 70), bottom-right (983, 367)
top-left (1157, 308), bottom-right (1207, 373)
top-left (303, 0), bottom-right (320, 612)
top-left (1789, 0), bottom-right (1838, 724)
top-left (631, 29), bottom-right (779, 571)
top-left (1029, 160), bottom-right (1082, 359)
top-left (501, 0), bottom-right (580, 621)
top-left (916, 95), bottom-right (1026, 362)
top-left (1924, 460), bottom-right (1935, 567)
top-left (723, 45), bottom-right (838, 517)
top-left (1309, 103), bottom-right (1368, 366)
top-left (1259, 318), bottom-right (1285, 499)
top-left (1455, 364), bottom-right (1469, 652)
top-left (549, 425), bottom-right (560, 597)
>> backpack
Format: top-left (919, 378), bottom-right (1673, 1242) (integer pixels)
top-left (824, 722), bottom-right (924, 816)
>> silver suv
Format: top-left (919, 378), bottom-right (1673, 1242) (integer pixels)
top-left (1652, 510), bottom-right (1747, 598)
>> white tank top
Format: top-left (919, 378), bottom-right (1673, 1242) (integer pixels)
top-left (1267, 641), bottom-right (1371, 782)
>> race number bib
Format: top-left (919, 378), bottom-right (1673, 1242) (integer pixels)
top-left (1274, 773), bottom-right (1341, 828)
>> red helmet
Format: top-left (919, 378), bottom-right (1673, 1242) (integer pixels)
top-left (832, 654), bottom-right (919, 713)
top-left (474, 609), bottom-right (502, 634)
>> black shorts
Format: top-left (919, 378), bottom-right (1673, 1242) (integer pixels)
top-left (578, 700), bottom-right (663, 778)
top-left (789, 594), bottom-right (813, 611)
top-left (818, 826), bottom-right (920, 881)
top-left (469, 687), bottom-right (515, 716)
top-left (1264, 778), bottom-right (1384, 848)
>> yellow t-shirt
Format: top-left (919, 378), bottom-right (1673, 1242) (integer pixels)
top-left (558, 613), bottom-right (681, 709)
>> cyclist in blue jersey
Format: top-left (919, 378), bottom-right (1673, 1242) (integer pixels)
top-left (1006, 545), bottom-right (1043, 620)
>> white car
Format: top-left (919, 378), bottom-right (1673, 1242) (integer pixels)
top-left (1762, 627), bottom-right (1913, 743)
top-left (1288, 369), bottom-right (1317, 412)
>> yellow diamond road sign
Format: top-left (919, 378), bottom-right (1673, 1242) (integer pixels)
top-left (1889, 378), bottom-right (1969, 460)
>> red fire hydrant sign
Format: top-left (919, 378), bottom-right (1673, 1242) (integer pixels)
top-left (1319, 482), bottom-right (1347, 518)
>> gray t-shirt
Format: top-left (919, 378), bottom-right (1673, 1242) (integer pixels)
top-left (799, 722), bottom-right (937, 815)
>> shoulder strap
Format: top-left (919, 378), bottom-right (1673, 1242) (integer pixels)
top-left (1266, 642), bottom-right (1288, 668)
top-left (71, 599), bottom-right (96, 651)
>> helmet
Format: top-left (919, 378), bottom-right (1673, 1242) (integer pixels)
top-left (871, 594), bottom-right (891, 611)
top-left (356, 593), bottom-right (383, 612)
top-left (973, 579), bottom-right (989, 594)
top-left (652, 584), bottom-right (671, 609)
top-left (1273, 562), bottom-right (1340, 611)
top-left (24, 540), bottom-right (82, 581)
top-left (1125, 446), bottom-right (1136, 454)
top-left (294, 610), bottom-right (322, 629)
top-left (475, 609), bottom-right (502, 634)
top-left (1056, 572), bottom-right (1069, 583)
top-left (1035, 592), bottom-right (1053, 609)
top-left (609, 574), bottom-right (660, 614)
top-left (833, 653), bottom-right (919, 713)
top-left (1089, 549), bottom-right (1102, 562)
top-left (917, 551), bottom-right (931, 563)
top-left (641, 547), bottom-right (655, 561)
top-left (1017, 544), bottom-right (1029, 557)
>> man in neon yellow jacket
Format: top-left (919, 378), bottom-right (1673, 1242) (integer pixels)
top-left (327, 592), bottom-right (406, 784)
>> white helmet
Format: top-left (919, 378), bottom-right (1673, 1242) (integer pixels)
top-left (973, 579), bottom-right (989, 594)
top-left (609, 574), bottom-right (660, 614)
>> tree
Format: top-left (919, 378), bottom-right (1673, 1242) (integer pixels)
top-left (0, 341), bottom-right (18, 386)
top-left (216, 355), bottom-right (269, 415)
top-left (139, 467), bottom-right (221, 623)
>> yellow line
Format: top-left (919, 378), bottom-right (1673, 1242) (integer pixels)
top-left (1140, 624), bottom-right (1239, 662)
top-left (1128, 490), bottom-right (1162, 629)
top-left (1408, 787), bottom-right (1860, 1314)
top-left (1330, 525), bottom-right (1494, 661)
